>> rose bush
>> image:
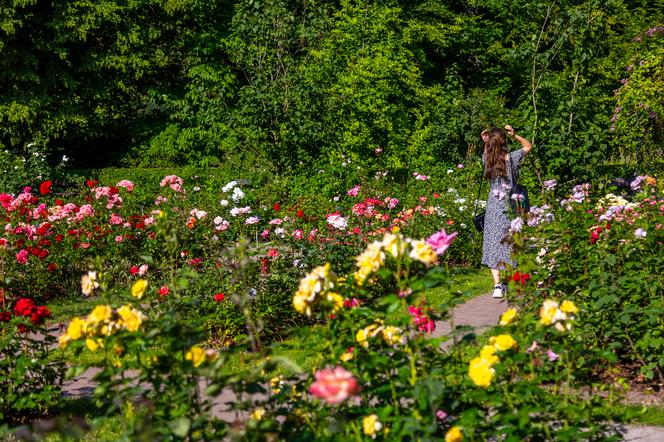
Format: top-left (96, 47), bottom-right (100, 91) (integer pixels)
top-left (509, 176), bottom-right (663, 383)
top-left (54, 229), bottom-right (621, 440)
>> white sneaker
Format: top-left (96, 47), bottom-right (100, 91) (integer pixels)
top-left (492, 284), bottom-right (503, 298)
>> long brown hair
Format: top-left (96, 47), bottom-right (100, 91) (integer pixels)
top-left (484, 128), bottom-right (508, 180)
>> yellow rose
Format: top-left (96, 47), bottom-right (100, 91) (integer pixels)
top-left (250, 407), bottom-right (265, 421)
top-left (131, 279), bottom-right (149, 299)
top-left (499, 308), bottom-right (518, 325)
top-left (58, 334), bottom-right (72, 349)
top-left (85, 338), bottom-right (103, 351)
top-left (185, 345), bottom-right (206, 368)
top-left (339, 349), bottom-right (354, 362)
top-left (362, 414), bottom-right (382, 438)
top-left (539, 300), bottom-right (559, 326)
top-left (356, 328), bottom-right (369, 348)
top-left (66, 317), bottom-right (86, 340)
top-left (326, 292), bottom-right (344, 311)
top-left (293, 292), bottom-right (311, 316)
top-left (479, 345), bottom-right (499, 365)
top-left (408, 239), bottom-right (438, 265)
top-left (88, 305), bottom-right (113, 325)
top-left (468, 357), bottom-right (495, 387)
top-left (560, 300), bottom-right (578, 314)
top-left (445, 426), bottom-right (463, 442)
top-left (381, 232), bottom-right (405, 258)
top-left (356, 323), bottom-right (382, 348)
top-left (117, 305), bottom-right (145, 332)
top-left (355, 242), bottom-right (385, 281)
top-left (381, 326), bottom-right (403, 346)
top-left (490, 334), bottom-right (517, 352)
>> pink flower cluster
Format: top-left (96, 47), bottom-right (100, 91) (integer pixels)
top-left (159, 175), bottom-right (184, 193)
top-left (93, 186), bottom-right (123, 209)
top-left (352, 198), bottom-right (384, 218)
top-left (408, 304), bottom-right (435, 334)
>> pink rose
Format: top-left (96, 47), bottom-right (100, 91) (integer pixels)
top-left (425, 229), bottom-right (458, 255)
top-left (116, 180), bottom-right (135, 192)
top-left (309, 366), bottom-right (360, 404)
top-left (16, 249), bottom-right (29, 265)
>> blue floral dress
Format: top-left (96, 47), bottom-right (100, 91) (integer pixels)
top-left (481, 148), bottom-right (525, 269)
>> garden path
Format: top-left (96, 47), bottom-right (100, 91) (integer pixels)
top-left (59, 293), bottom-right (663, 440)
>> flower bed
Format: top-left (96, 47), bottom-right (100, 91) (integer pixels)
top-left (510, 176), bottom-right (663, 384)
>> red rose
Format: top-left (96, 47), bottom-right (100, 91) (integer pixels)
top-left (55, 199), bottom-right (63, 206)
top-left (39, 180), bottom-right (52, 195)
top-left (47, 263), bottom-right (58, 272)
top-left (37, 223), bottom-right (51, 236)
top-left (213, 293), bottom-right (225, 302)
top-left (130, 265), bottom-right (139, 275)
top-left (14, 298), bottom-right (35, 316)
top-left (0, 311), bottom-right (11, 322)
top-left (296, 209), bottom-right (304, 218)
top-left (159, 286), bottom-right (170, 297)
top-left (273, 203), bottom-right (281, 211)
top-left (30, 306), bottom-right (51, 325)
top-left (85, 179), bottom-right (98, 188)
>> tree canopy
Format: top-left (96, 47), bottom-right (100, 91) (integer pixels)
top-left (1, 0), bottom-right (662, 177)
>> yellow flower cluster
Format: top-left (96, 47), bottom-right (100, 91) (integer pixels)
top-left (354, 241), bottom-right (385, 285)
top-left (185, 345), bottom-right (218, 368)
top-left (58, 304), bottom-right (146, 350)
top-left (596, 193), bottom-right (630, 209)
top-left (445, 426), bottom-right (463, 442)
top-left (292, 263), bottom-right (337, 316)
top-left (353, 231), bottom-right (437, 286)
top-left (271, 375), bottom-right (285, 394)
top-left (468, 334), bottom-right (517, 387)
top-left (356, 322), bottom-right (403, 348)
top-left (539, 299), bottom-right (578, 332)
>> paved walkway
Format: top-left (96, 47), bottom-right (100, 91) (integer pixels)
top-left (58, 292), bottom-right (662, 440)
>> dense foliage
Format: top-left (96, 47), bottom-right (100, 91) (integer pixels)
top-left (1, 0), bottom-right (663, 186)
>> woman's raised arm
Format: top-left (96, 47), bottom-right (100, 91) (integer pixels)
top-left (504, 125), bottom-right (532, 154)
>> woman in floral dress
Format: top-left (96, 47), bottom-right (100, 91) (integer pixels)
top-left (481, 125), bottom-right (532, 298)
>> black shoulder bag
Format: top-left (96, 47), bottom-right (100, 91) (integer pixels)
top-left (508, 155), bottom-right (530, 214)
top-left (472, 170), bottom-right (485, 232)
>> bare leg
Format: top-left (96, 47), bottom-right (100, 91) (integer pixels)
top-left (491, 268), bottom-right (501, 285)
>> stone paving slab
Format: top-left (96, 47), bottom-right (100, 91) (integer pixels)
top-left (623, 425), bottom-right (664, 441)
